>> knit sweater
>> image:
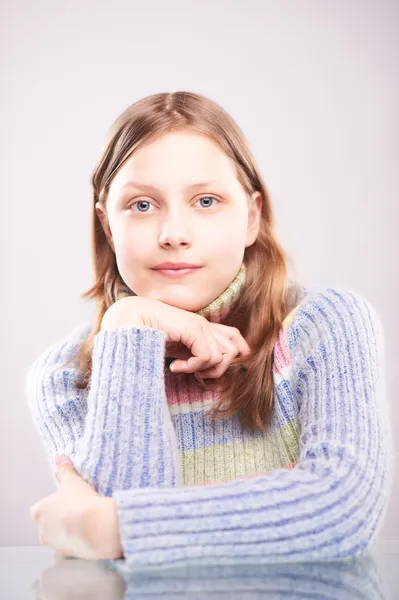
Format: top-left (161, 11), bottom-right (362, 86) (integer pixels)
top-left (26, 264), bottom-right (394, 571)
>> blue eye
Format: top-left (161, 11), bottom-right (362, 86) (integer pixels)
top-left (129, 196), bottom-right (219, 212)
top-left (130, 200), bottom-right (153, 212)
top-left (196, 195), bottom-right (219, 208)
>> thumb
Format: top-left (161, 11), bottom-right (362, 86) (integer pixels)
top-left (55, 454), bottom-right (75, 482)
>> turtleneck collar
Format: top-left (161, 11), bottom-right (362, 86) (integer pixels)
top-left (195, 262), bottom-right (246, 323)
top-left (115, 262), bottom-right (247, 324)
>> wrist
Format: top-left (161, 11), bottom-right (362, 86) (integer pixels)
top-left (87, 497), bottom-right (124, 560)
top-left (100, 297), bottom-right (146, 332)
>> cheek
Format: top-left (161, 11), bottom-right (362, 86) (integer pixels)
top-left (116, 225), bottom-right (148, 260)
top-left (210, 215), bottom-right (247, 245)
top-left (113, 231), bottom-right (153, 293)
top-left (197, 213), bottom-right (246, 241)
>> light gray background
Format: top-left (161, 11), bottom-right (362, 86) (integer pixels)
top-left (1, 0), bottom-right (397, 548)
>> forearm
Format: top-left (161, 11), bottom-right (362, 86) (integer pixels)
top-left (73, 325), bottom-right (181, 494)
top-left (27, 323), bottom-right (182, 496)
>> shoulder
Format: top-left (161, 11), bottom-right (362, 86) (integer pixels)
top-left (276, 284), bottom-right (385, 378)
top-left (285, 284), bottom-right (383, 347)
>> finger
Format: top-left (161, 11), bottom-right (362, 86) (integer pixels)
top-left (210, 323), bottom-right (251, 355)
top-left (198, 330), bottom-right (239, 379)
top-left (171, 326), bottom-right (234, 376)
top-left (204, 328), bottom-right (237, 361)
top-left (55, 548), bottom-right (76, 559)
top-left (30, 503), bottom-right (40, 522)
top-left (171, 320), bottom-right (222, 374)
top-left (38, 531), bottom-right (47, 546)
top-left (199, 356), bottom-right (230, 379)
top-left (55, 455), bottom-right (76, 483)
top-left (211, 323), bottom-right (251, 357)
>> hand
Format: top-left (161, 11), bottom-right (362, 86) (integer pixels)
top-left (164, 321), bottom-right (251, 379)
top-left (29, 455), bottom-right (123, 560)
top-left (101, 295), bottom-right (251, 379)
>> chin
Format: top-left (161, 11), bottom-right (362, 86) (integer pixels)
top-left (154, 293), bottom-right (204, 313)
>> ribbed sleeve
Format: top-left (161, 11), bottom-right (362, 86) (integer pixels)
top-left (26, 324), bottom-right (182, 494)
top-left (109, 288), bottom-right (394, 569)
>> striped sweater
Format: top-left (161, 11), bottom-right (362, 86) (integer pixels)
top-left (26, 264), bottom-right (394, 571)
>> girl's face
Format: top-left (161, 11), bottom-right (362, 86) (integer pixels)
top-left (96, 130), bottom-right (262, 312)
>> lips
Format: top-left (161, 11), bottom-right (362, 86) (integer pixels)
top-left (153, 263), bottom-right (201, 270)
top-left (153, 267), bottom-right (202, 278)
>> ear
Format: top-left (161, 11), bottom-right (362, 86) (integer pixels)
top-left (95, 202), bottom-right (115, 253)
top-left (245, 191), bottom-right (263, 247)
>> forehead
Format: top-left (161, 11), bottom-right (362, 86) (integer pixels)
top-left (110, 131), bottom-right (238, 191)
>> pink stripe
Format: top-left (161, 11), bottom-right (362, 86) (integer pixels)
top-left (273, 327), bottom-right (291, 373)
top-left (167, 378), bottom-right (222, 406)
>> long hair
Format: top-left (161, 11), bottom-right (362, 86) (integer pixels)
top-left (68, 91), bottom-right (302, 432)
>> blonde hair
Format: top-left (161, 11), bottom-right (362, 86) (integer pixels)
top-left (70, 91), bottom-right (302, 432)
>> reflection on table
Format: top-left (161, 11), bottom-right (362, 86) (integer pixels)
top-left (29, 551), bottom-right (391, 600)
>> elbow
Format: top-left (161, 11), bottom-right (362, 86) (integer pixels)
top-left (306, 447), bottom-right (393, 562)
top-left (331, 467), bottom-right (392, 560)
top-left (349, 447), bottom-right (394, 557)
top-left (344, 501), bottom-right (390, 559)
top-left (354, 481), bottom-right (391, 557)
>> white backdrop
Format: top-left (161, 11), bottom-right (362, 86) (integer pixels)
top-left (1, 0), bottom-right (397, 547)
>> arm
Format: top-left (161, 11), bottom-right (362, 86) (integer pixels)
top-left (104, 288), bottom-right (394, 568)
top-left (26, 323), bottom-right (182, 494)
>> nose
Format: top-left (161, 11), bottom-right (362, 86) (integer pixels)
top-left (159, 214), bottom-right (192, 249)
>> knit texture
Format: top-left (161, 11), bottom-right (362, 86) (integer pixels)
top-left (26, 263), bottom-right (394, 570)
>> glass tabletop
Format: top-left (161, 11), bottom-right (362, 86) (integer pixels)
top-left (0, 547), bottom-right (397, 599)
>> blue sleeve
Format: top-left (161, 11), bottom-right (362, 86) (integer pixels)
top-left (107, 288), bottom-right (394, 568)
top-left (26, 323), bottom-right (182, 494)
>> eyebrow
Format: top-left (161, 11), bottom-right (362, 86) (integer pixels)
top-left (119, 179), bottom-right (223, 194)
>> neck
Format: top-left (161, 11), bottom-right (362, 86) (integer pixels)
top-left (115, 262), bottom-right (247, 324)
top-left (195, 262), bottom-right (246, 323)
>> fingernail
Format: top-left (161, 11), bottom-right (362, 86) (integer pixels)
top-left (55, 454), bottom-right (72, 466)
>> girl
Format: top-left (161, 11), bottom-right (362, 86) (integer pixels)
top-left (27, 91), bottom-right (393, 570)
